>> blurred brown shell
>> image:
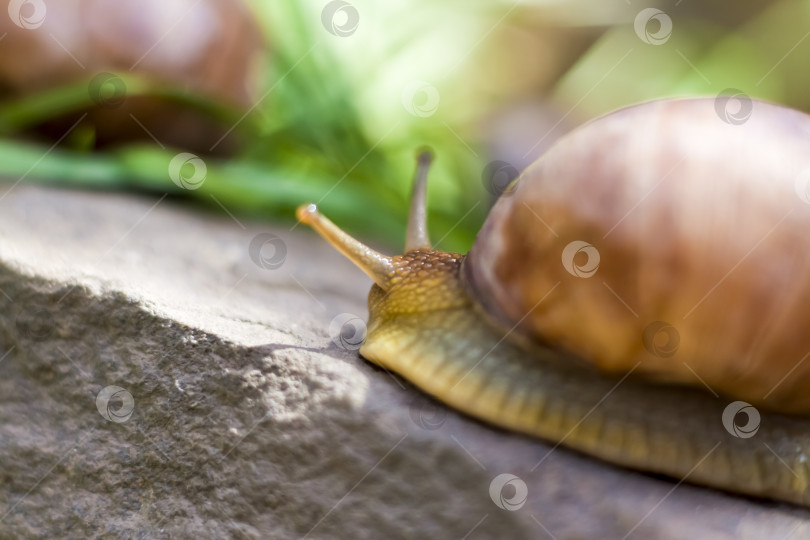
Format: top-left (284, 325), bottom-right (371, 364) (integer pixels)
top-left (464, 97), bottom-right (810, 414)
top-left (0, 0), bottom-right (266, 153)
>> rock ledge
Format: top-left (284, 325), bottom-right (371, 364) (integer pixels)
top-left (0, 185), bottom-right (808, 539)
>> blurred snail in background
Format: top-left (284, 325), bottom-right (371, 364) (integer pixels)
top-left (0, 0), bottom-right (265, 153)
top-left (298, 97), bottom-right (810, 506)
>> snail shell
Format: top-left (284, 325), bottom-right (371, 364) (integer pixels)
top-left (466, 98), bottom-right (810, 414)
top-left (298, 97), bottom-right (810, 506)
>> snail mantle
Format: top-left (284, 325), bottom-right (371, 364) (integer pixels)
top-left (0, 184), bottom-right (807, 539)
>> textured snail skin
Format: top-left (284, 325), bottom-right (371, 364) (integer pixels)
top-left (299, 98), bottom-right (810, 506)
top-left (465, 98), bottom-right (810, 415)
top-left (360, 249), bottom-right (810, 505)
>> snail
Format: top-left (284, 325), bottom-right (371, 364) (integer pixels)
top-left (297, 97), bottom-right (810, 506)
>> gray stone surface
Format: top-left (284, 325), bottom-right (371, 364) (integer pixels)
top-left (0, 184), bottom-right (809, 539)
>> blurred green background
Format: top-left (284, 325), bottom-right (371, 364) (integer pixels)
top-left (0, 0), bottom-right (807, 252)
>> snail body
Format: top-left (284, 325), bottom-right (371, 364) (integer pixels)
top-left (298, 97), bottom-right (810, 506)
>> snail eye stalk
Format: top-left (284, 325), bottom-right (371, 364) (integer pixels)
top-left (405, 149), bottom-right (434, 252)
top-left (296, 203), bottom-right (394, 291)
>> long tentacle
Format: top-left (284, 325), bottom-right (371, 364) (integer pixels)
top-left (405, 149), bottom-right (433, 252)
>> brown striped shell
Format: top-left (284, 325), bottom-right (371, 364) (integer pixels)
top-left (464, 97), bottom-right (810, 415)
